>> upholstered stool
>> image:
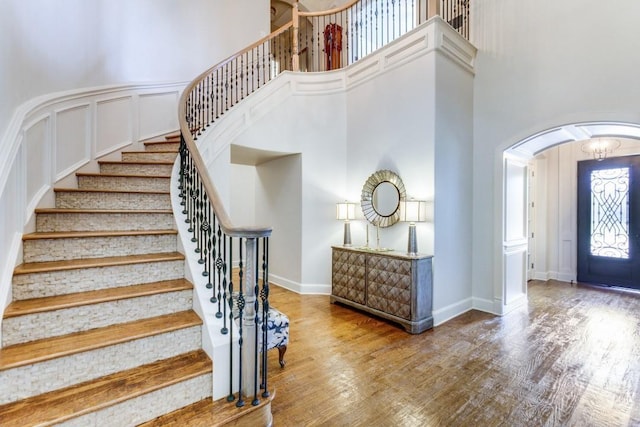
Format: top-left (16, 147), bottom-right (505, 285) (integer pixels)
top-left (231, 293), bottom-right (289, 367)
top-left (264, 307), bottom-right (289, 367)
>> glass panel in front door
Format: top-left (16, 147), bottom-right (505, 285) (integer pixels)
top-left (590, 167), bottom-right (630, 259)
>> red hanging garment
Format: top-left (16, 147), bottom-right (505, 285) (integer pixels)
top-left (324, 23), bottom-right (342, 71)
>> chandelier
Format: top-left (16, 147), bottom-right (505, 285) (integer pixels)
top-left (581, 138), bottom-right (621, 161)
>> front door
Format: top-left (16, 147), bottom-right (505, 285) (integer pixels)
top-left (577, 155), bottom-right (640, 289)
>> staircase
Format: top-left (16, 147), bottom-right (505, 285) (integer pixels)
top-left (0, 134), bottom-right (214, 426)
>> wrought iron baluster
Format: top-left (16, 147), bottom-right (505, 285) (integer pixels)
top-left (202, 194), bottom-right (211, 280)
top-left (206, 200), bottom-right (214, 294)
top-left (226, 237), bottom-right (234, 402)
top-left (262, 42), bottom-right (266, 85)
top-left (252, 240), bottom-right (261, 406)
top-left (261, 237), bottom-right (270, 397)
top-left (219, 228), bottom-right (227, 322)
top-left (236, 239), bottom-right (245, 407)
top-left (224, 65), bottom-right (229, 114)
top-left (211, 72), bottom-right (215, 122)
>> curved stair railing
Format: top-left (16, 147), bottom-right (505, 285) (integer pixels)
top-left (178, 0), bottom-right (470, 410)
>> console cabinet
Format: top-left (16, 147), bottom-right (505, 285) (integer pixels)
top-left (330, 246), bottom-right (433, 334)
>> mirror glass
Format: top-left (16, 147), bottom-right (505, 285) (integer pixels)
top-left (361, 170), bottom-right (406, 228)
top-left (373, 182), bottom-right (400, 217)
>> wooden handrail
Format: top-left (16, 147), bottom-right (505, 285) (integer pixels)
top-left (177, 26), bottom-right (297, 239)
top-left (178, 0), bottom-right (468, 237)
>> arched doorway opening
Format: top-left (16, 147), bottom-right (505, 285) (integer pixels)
top-left (500, 121), bottom-right (640, 313)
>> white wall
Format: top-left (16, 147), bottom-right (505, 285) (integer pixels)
top-left (433, 52), bottom-right (475, 320)
top-left (0, 0), bottom-right (269, 146)
top-left (195, 19), bottom-right (476, 324)
top-left (471, 0), bottom-right (640, 308)
top-left (256, 155), bottom-right (303, 285)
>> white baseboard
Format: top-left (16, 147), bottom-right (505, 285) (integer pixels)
top-left (533, 270), bottom-right (576, 283)
top-left (269, 274), bottom-right (331, 295)
top-left (432, 297), bottom-right (472, 326)
top-left (472, 296), bottom-right (496, 315)
top-left (493, 293), bottom-right (528, 316)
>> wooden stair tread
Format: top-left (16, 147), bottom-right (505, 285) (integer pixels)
top-left (0, 310), bottom-right (202, 371)
top-left (13, 252), bottom-right (184, 275)
top-left (23, 229), bottom-right (177, 240)
top-left (4, 279), bottom-right (192, 318)
top-left (0, 350), bottom-right (211, 427)
top-left (54, 187), bottom-right (169, 195)
top-left (139, 391), bottom-right (275, 427)
top-left (121, 150), bottom-right (178, 154)
top-left (98, 160), bottom-right (175, 165)
top-left (75, 172), bottom-right (171, 178)
top-left (35, 208), bottom-right (172, 214)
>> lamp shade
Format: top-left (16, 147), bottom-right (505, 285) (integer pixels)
top-left (399, 200), bottom-right (427, 223)
top-left (336, 202), bottom-right (356, 220)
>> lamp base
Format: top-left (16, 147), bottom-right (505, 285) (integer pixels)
top-left (407, 223), bottom-right (418, 255)
top-left (343, 221), bottom-right (352, 247)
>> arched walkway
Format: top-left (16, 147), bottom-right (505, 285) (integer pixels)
top-left (499, 121), bottom-right (640, 314)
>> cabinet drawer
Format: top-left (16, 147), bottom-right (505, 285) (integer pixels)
top-left (367, 255), bottom-right (412, 320)
top-left (332, 249), bottom-right (366, 304)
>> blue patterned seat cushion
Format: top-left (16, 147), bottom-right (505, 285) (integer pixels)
top-left (230, 294), bottom-right (289, 349)
top-left (265, 307), bottom-right (289, 349)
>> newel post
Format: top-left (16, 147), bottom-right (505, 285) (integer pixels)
top-left (292, 1), bottom-right (300, 71)
top-left (241, 237), bottom-right (259, 398)
top-left (428, 0), bottom-right (441, 18)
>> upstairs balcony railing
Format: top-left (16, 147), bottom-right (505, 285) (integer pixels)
top-left (178, 0), bottom-right (470, 409)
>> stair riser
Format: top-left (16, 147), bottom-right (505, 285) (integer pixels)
top-left (99, 163), bottom-right (173, 176)
top-left (23, 234), bottom-right (177, 262)
top-left (145, 142), bottom-right (180, 152)
top-left (60, 374), bottom-right (212, 427)
top-left (36, 212), bottom-right (175, 232)
top-left (56, 191), bottom-right (170, 210)
top-left (12, 260), bottom-right (184, 300)
top-left (122, 152), bottom-right (177, 162)
top-left (78, 175), bottom-right (171, 192)
top-left (2, 290), bottom-right (193, 346)
top-left (0, 326), bottom-right (202, 405)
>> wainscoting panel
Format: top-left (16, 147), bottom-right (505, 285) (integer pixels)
top-left (25, 117), bottom-right (51, 213)
top-left (96, 96), bottom-right (133, 157)
top-left (0, 82), bottom-right (185, 329)
top-left (138, 91), bottom-right (180, 141)
top-left (55, 104), bottom-right (90, 181)
top-left (504, 247), bottom-right (527, 305)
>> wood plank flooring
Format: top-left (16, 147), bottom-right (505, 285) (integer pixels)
top-left (265, 280), bottom-right (640, 426)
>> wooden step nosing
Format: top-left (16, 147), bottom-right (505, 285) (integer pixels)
top-left (22, 229), bottom-right (178, 240)
top-left (13, 252), bottom-right (185, 275)
top-left (3, 280), bottom-right (193, 318)
top-left (98, 160), bottom-right (174, 165)
top-left (122, 150), bottom-right (178, 154)
top-left (76, 173), bottom-right (172, 179)
top-left (0, 311), bottom-right (202, 370)
top-left (35, 208), bottom-right (173, 214)
top-left (54, 188), bottom-right (170, 195)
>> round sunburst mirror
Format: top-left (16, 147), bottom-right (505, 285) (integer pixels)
top-left (361, 170), bottom-right (406, 227)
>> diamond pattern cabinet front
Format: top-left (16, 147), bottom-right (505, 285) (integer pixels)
top-left (367, 255), bottom-right (412, 320)
top-left (331, 248), bottom-right (366, 305)
top-left (330, 246), bottom-right (433, 334)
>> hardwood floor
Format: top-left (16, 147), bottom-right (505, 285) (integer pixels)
top-left (265, 280), bottom-right (640, 426)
